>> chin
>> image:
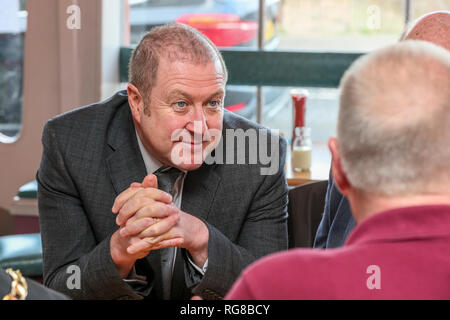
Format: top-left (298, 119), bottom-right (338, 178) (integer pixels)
top-left (175, 162), bottom-right (204, 172)
top-left (169, 142), bottom-right (211, 171)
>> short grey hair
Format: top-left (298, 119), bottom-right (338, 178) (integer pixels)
top-left (338, 40), bottom-right (450, 196)
top-left (129, 23), bottom-right (228, 109)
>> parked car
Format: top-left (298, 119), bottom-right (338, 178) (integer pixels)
top-left (129, 0), bottom-right (290, 122)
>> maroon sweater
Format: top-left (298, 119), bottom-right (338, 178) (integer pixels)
top-left (226, 205), bottom-right (450, 300)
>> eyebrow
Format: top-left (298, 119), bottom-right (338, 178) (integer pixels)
top-left (167, 89), bottom-right (225, 103)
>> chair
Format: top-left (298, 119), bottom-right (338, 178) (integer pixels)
top-left (0, 233), bottom-right (43, 281)
top-left (288, 180), bottom-right (328, 248)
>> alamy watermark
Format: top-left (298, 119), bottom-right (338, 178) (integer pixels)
top-left (367, 5), bottom-right (381, 30)
top-left (170, 121), bottom-right (281, 176)
top-left (366, 265), bottom-right (381, 290)
top-left (66, 4), bottom-right (81, 30)
top-left (66, 265), bottom-right (81, 290)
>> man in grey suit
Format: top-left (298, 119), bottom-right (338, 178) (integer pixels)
top-left (37, 24), bottom-right (288, 300)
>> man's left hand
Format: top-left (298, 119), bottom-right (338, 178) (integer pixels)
top-left (114, 175), bottom-right (210, 268)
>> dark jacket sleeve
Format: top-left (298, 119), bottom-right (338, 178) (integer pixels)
top-left (37, 120), bottom-right (149, 300)
top-left (313, 169), bottom-right (356, 249)
top-left (313, 169), bottom-right (335, 249)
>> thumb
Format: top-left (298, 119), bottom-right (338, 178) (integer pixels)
top-left (142, 174), bottom-right (158, 189)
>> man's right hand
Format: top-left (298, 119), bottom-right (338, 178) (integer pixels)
top-left (109, 175), bottom-right (183, 278)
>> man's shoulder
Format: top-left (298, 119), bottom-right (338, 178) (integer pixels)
top-left (247, 247), bottom-right (343, 275)
top-left (40, 90), bottom-right (132, 159)
top-left (45, 90), bottom-right (129, 129)
top-left (237, 248), bottom-right (346, 298)
top-left (223, 110), bottom-right (269, 131)
top-left (222, 110), bottom-right (287, 147)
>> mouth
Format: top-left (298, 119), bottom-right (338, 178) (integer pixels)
top-left (177, 136), bottom-right (212, 146)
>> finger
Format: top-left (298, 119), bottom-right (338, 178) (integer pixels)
top-left (120, 217), bottom-right (159, 238)
top-left (151, 238), bottom-right (184, 250)
top-left (134, 202), bottom-right (177, 220)
top-left (113, 182), bottom-right (172, 215)
top-left (141, 174), bottom-right (157, 189)
top-left (136, 213), bottom-right (180, 239)
top-left (120, 203), bottom-right (178, 236)
top-left (116, 189), bottom-right (173, 226)
top-left (127, 237), bottom-right (184, 255)
top-left (130, 182), bottom-right (142, 188)
top-left (116, 195), bottom-right (154, 227)
top-left (112, 187), bottom-right (143, 214)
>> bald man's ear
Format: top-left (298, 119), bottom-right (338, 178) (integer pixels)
top-left (328, 137), bottom-right (351, 196)
top-left (127, 84), bottom-right (144, 125)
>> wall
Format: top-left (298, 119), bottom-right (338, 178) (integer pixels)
top-left (0, 0), bottom-right (104, 209)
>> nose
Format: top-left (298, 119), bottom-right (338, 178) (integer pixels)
top-left (186, 106), bottom-right (208, 137)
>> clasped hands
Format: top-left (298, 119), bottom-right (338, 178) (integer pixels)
top-left (110, 174), bottom-right (209, 277)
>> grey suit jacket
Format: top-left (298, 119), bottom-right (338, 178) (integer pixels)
top-left (37, 91), bottom-right (288, 300)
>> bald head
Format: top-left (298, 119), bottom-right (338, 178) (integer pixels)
top-left (338, 40), bottom-right (450, 196)
top-left (403, 11), bottom-right (450, 51)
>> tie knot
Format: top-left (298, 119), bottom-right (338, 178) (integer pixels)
top-left (154, 167), bottom-right (183, 196)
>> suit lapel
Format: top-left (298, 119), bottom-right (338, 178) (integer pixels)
top-left (181, 163), bottom-right (221, 222)
top-left (105, 105), bottom-right (147, 196)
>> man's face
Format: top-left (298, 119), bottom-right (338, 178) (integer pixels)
top-left (131, 56), bottom-right (226, 171)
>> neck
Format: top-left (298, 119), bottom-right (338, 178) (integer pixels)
top-left (349, 191), bottom-right (450, 224)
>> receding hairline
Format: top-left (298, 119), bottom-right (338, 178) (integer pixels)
top-left (128, 23), bottom-right (228, 109)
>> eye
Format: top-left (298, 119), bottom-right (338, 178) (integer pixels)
top-left (208, 100), bottom-right (221, 108)
top-left (175, 101), bottom-right (187, 108)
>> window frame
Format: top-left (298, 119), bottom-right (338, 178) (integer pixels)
top-left (120, 0), bottom-right (413, 124)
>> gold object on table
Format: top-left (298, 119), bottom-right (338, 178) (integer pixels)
top-left (2, 268), bottom-right (28, 300)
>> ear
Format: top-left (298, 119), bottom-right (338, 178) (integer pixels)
top-left (328, 137), bottom-right (351, 196)
top-left (127, 84), bottom-right (144, 125)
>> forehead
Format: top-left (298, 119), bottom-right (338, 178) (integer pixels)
top-left (155, 57), bottom-right (226, 91)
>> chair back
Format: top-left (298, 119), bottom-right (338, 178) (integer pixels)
top-left (288, 180), bottom-right (328, 248)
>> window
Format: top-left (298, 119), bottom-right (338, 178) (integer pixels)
top-left (412, 0), bottom-right (450, 20)
top-left (262, 87), bottom-right (339, 143)
top-left (262, 0), bottom-right (449, 143)
top-left (128, 0), bottom-right (279, 49)
top-left (276, 0), bottom-right (405, 52)
top-left (0, 0), bottom-right (27, 141)
top-left (125, 0), bottom-right (449, 144)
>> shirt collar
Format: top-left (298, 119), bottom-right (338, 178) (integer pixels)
top-left (136, 130), bottom-right (163, 175)
top-left (345, 205), bottom-right (450, 246)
